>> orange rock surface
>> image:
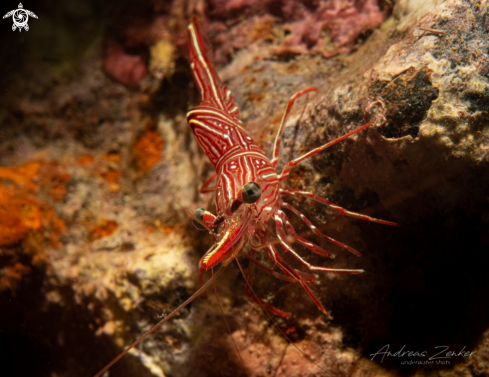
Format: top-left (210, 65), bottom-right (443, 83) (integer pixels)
top-left (89, 219), bottom-right (118, 241)
top-left (132, 129), bottom-right (164, 172)
top-left (0, 161), bottom-right (69, 247)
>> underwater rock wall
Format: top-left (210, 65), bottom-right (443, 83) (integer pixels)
top-left (1, 0), bottom-right (489, 376)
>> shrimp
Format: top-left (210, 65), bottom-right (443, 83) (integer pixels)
top-left (94, 16), bottom-right (400, 377)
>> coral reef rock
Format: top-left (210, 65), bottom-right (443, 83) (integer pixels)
top-left (1, 0), bottom-right (488, 377)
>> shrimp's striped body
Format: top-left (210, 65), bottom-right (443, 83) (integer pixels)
top-left (187, 17), bottom-right (399, 315)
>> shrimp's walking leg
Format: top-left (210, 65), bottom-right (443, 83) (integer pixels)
top-left (200, 172), bottom-right (217, 193)
top-left (274, 213), bottom-right (364, 274)
top-left (281, 202), bottom-right (363, 256)
top-left (241, 249), bottom-right (291, 317)
top-left (271, 87), bottom-right (318, 167)
top-left (280, 189), bottom-right (400, 226)
top-left (244, 275), bottom-right (291, 317)
top-left (278, 210), bottom-right (335, 258)
top-left (242, 253), bottom-right (296, 282)
top-left (248, 238), bottom-right (317, 282)
top-left (278, 122), bottom-right (373, 180)
top-left (243, 245), bottom-right (320, 316)
top-left (267, 245), bottom-right (329, 315)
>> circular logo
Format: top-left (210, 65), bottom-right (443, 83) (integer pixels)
top-left (12, 8), bottom-right (29, 29)
top-left (3, 3), bottom-right (38, 32)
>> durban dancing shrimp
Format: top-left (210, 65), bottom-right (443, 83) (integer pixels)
top-left (94, 16), bottom-right (400, 377)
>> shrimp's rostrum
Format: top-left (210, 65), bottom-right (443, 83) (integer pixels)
top-left (187, 16), bottom-right (400, 316)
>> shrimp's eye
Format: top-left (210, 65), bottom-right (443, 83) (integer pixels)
top-left (241, 182), bottom-right (261, 204)
top-left (193, 207), bottom-right (207, 230)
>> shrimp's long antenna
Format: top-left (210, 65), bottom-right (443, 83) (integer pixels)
top-left (94, 266), bottom-right (226, 377)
